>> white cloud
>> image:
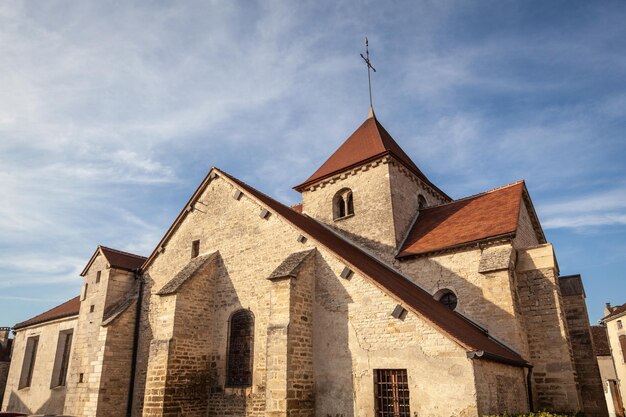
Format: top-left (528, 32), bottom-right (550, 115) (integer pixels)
top-left (540, 188), bottom-right (626, 229)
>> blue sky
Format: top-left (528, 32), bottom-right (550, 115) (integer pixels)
top-left (1, 0), bottom-right (625, 327)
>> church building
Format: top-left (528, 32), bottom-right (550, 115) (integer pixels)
top-left (2, 110), bottom-right (608, 417)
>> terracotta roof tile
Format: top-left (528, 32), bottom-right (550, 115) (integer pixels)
top-left (398, 182), bottom-right (525, 257)
top-left (13, 296), bottom-right (80, 330)
top-left (591, 326), bottom-right (611, 356)
top-left (291, 203), bottom-right (303, 213)
top-left (603, 302), bottom-right (626, 322)
top-left (100, 246), bottom-right (146, 271)
top-left (294, 116), bottom-right (449, 199)
top-left (219, 169), bottom-right (526, 367)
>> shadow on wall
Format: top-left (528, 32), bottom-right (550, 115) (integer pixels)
top-left (5, 386), bottom-right (66, 415)
top-left (313, 255), bottom-right (355, 417)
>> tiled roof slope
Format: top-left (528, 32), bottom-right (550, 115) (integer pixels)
top-left (13, 296), bottom-right (80, 330)
top-left (220, 169), bottom-right (526, 367)
top-left (81, 246), bottom-right (146, 276)
top-left (294, 115), bottom-right (449, 199)
top-left (100, 246), bottom-right (146, 271)
top-left (602, 302), bottom-right (626, 322)
top-left (591, 326), bottom-right (611, 356)
top-left (398, 181), bottom-right (525, 257)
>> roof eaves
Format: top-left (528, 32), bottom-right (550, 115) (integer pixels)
top-left (396, 233), bottom-right (516, 259)
top-left (13, 311), bottom-right (78, 331)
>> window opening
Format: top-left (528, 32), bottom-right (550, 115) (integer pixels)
top-left (374, 369), bottom-right (410, 417)
top-left (333, 189), bottom-right (354, 220)
top-left (96, 271), bottom-right (101, 284)
top-left (19, 336), bottom-right (39, 389)
top-left (191, 240), bottom-right (200, 259)
top-left (226, 310), bottom-right (254, 387)
top-left (438, 290), bottom-right (458, 311)
top-left (51, 331), bottom-right (73, 387)
top-left (417, 194), bottom-right (427, 210)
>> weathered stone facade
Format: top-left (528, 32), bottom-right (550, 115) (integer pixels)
top-left (2, 113), bottom-right (605, 417)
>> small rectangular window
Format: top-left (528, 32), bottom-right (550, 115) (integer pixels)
top-left (19, 336), bottom-right (39, 389)
top-left (191, 240), bottom-right (200, 259)
top-left (96, 271), bottom-right (101, 284)
top-left (81, 283), bottom-right (88, 301)
top-left (374, 369), bottom-right (410, 417)
top-left (89, 305), bottom-right (95, 313)
top-left (620, 334), bottom-right (626, 363)
top-left (51, 330), bottom-right (73, 387)
top-left (79, 373), bottom-right (84, 383)
top-left (618, 320), bottom-right (623, 330)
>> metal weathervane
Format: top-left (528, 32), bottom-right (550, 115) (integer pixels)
top-left (360, 36), bottom-right (376, 110)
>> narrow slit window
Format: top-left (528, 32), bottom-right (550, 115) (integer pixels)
top-left (619, 334), bottom-right (626, 363)
top-left (19, 336), bottom-right (40, 389)
top-left (374, 369), bottom-right (410, 417)
top-left (191, 240), bottom-right (200, 259)
top-left (95, 271), bottom-right (101, 284)
top-left (226, 310), bottom-right (254, 387)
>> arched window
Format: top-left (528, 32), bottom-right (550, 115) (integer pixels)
top-left (418, 194), bottom-right (427, 210)
top-left (333, 188), bottom-right (354, 220)
top-left (226, 310), bottom-right (254, 387)
top-left (435, 290), bottom-right (458, 311)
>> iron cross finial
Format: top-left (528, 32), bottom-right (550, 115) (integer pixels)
top-left (360, 36), bottom-right (377, 111)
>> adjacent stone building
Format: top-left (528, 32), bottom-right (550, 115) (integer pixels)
top-left (598, 302), bottom-right (626, 417)
top-left (1, 110), bottom-right (608, 416)
top-left (592, 325), bottom-right (624, 417)
top-left (0, 327), bottom-right (13, 407)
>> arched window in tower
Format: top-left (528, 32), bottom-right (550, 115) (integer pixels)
top-left (333, 188), bottom-right (354, 220)
top-left (418, 194), bottom-right (427, 210)
top-left (435, 289), bottom-right (458, 311)
top-left (226, 309), bottom-right (254, 387)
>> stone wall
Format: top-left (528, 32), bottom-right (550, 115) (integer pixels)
top-left (64, 254), bottom-right (137, 417)
top-left (1, 316), bottom-right (77, 415)
top-left (473, 360), bottom-right (529, 415)
top-left (604, 315), bottom-right (626, 411)
top-left (516, 245), bottom-right (582, 411)
top-left (0, 362), bottom-right (9, 407)
top-left (135, 174), bottom-right (513, 417)
top-left (559, 275), bottom-right (608, 417)
top-left (397, 243), bottom-right (530, 357)
top-left (513, 199), bottom-right (541, 249)
top-left (300, 158), bottom-right (398, 259)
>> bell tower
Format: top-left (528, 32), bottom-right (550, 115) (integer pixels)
top-left (294, 112), bottom-right (449, 260)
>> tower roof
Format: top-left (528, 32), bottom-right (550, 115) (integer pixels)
top-left (294, 114), bottom-right (449, 199)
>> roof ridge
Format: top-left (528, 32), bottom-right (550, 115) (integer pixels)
top-left (100, 245), bottom-right (147, 259)
top-left (423, 180), bottom-right (525, 210)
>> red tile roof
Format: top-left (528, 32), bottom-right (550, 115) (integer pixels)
top-left (294, 115), bottom-right (449, 199)
top-left (219, 169), bottom-right (526, 367)
top-left (398, 182), bottom-right (525, 257)
top-left (100, 246), bottom-right (146, 271)
top-left (291, 203), bottom-right (303, 213)
top-left (591, 326), bottom-right (611, 356)
top-left (13, 296), bottom-right (80, 330)
top-left (81, 246), bottom-right (146, 276)
top-left (602, 302), bottom-right (626, 322)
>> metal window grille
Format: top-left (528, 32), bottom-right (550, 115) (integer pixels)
top-left (374, 369), bottom-right (410, 417)
top-left (226, 310), bottom-right (254, 387)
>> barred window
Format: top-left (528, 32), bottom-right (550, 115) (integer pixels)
top-left (226, 310), bottom-right (254, 387)
top-left (374, 369), bottom-right (410, 417)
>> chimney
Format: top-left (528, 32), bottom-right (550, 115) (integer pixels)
top-left (605, 303), bottom-right (612, 317)
top-left (0, 327), bottom-right (9, 350)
